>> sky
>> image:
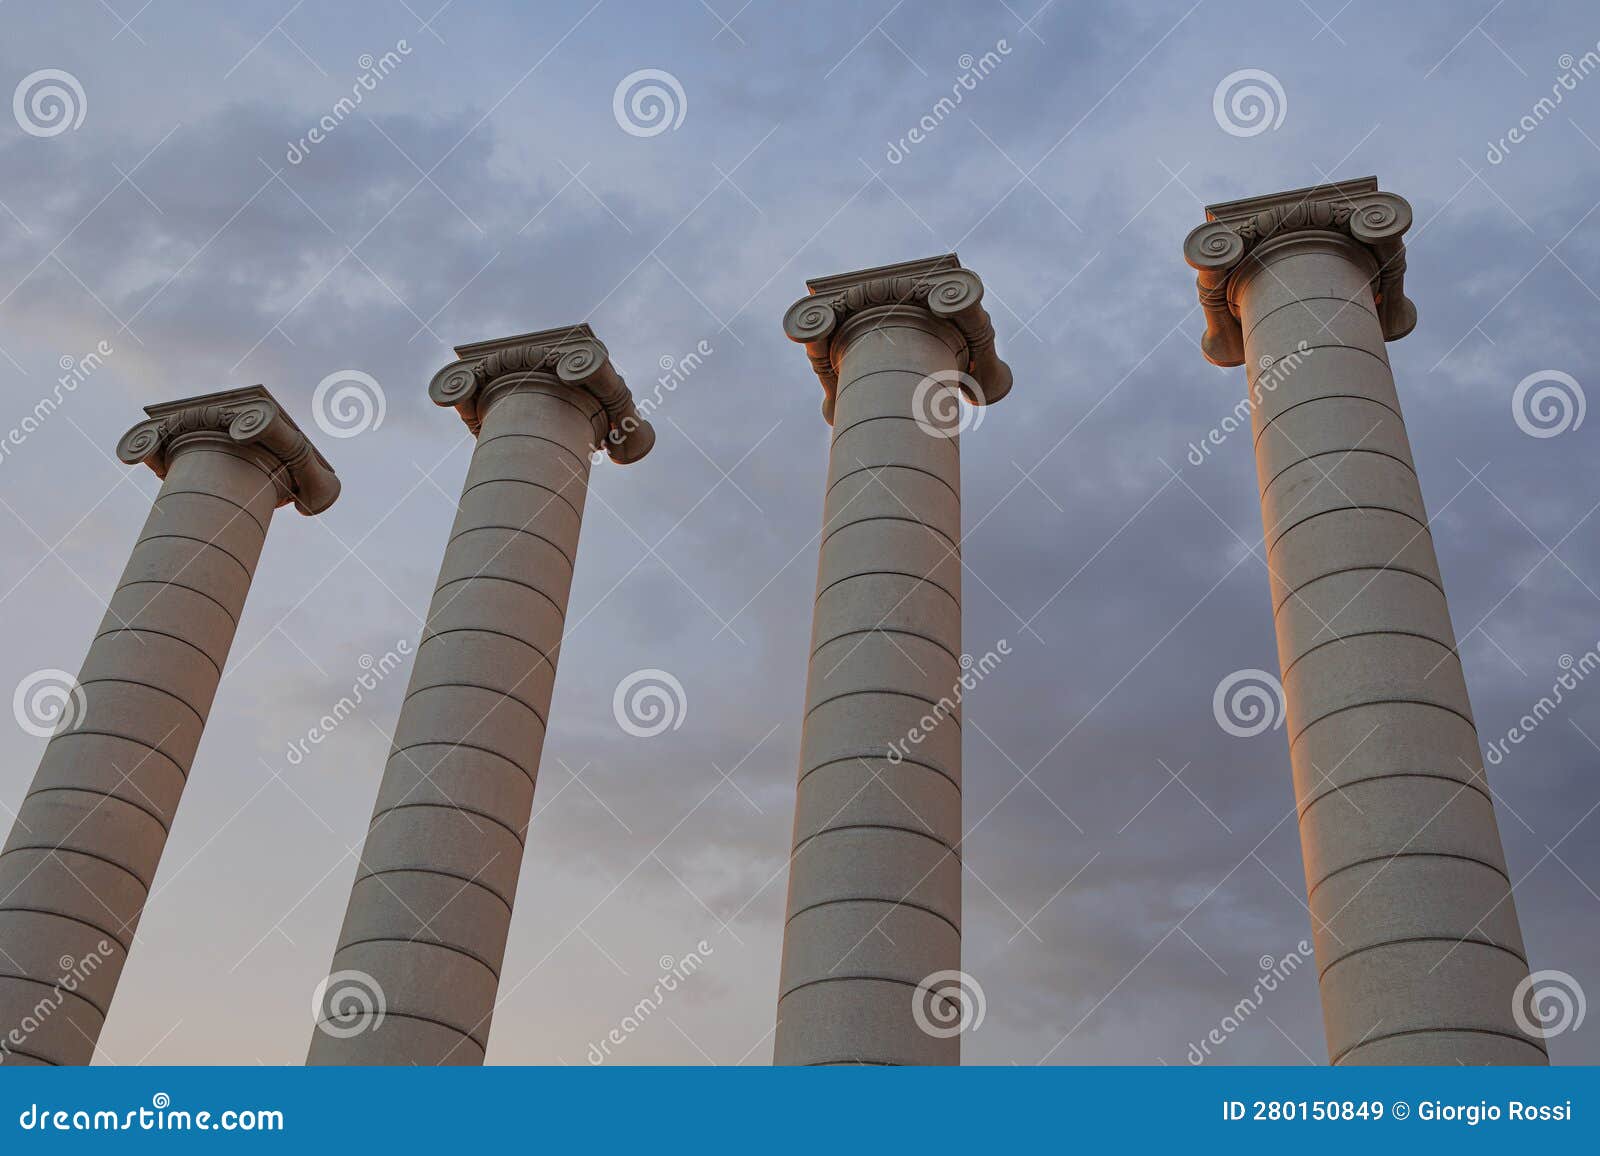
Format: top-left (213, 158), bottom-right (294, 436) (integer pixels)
top-left (0, 0), bottom-right (1598, 1066)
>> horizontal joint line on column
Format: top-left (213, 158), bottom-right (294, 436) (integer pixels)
top-left (459, 477), bottom-right (583, 520)
top-left (474, 430), bottom-right (591, 470)
top-left (0, 970), bottom-right (110, 1018)
top-left (401, 681), bottom-right (548, 731)
top-left (792, 824), bottom-right (958, 860)
top-left (334, 935), bottom-right (501, 981)
top-left (351, 867), bottom-right (513, 916)
top-left (813, 627), bottom-right (961, 666)
top-left (1281, 629), bottom-right (1457, 681)
top-left (1252, 341), bottom-right (1390, 376)
top-left (418, 627), bottom-right (556, 668)
top-left (1261, 447), bottom-right (1418, 500)
top-left (779, 973), bottom-right (928, 1001)
top-left (1331, 1026), bottom-right (1546, 1066)
top-left (1306, 850), bottom-right (1512, 902)
top-left (805, 689), bottom-right (962, 728)
top-left (0, 842), bottom-right (152, 891)
top-left (832, 413), bottom-right (962, 447)
top-left (1269, 504), bottom-right (1430, 553)
top-left (0, 905), bottom-right (130, 952)
top-left (1291, 698), bottom-right (1477, 751)
top-left (1318, 935), bottom-right (1527, 982)
top-left (785, 895), bottom-right (959, 936)
top-left (312, 1007), bottom-right (487, 1057)
top-left (34, 730), bottom-right (187, 780)
top-left (828, 462), bottom-right (959, 504)
top-left (369, 801), bottom-right (526, 849)
top-left (1299, 772), bottom-right (1493, 819)
top-left (23, 786), bottom-right (171, 835)
top-left (445, 524), bottom-right (577, 571)
top-left (153, 488), bottom-right (271, 535)
top-left (0, 1043), bottom-right (58, 1066)
top-left (1274, 564), bottom-right (1447, 617)
top-left (821, 515), bottom-right (960, 554)
top-left (389, 741), bottom-right (536, 789)
top-left (113, 579), bottom-right (240, 627)
top-left (132, 532), bottom-right (255, 580)
top-left (433, 574), bottom-right (567, 621)
top-left (799, 753), bottom-right (961, 794)
top-left (1254, 393), bottom-right (1404, 450)
top-left (90, 626), bottom-right (224, 677)
top-left (815, 570), bottom-right (958, 608)
top-left (483, 385), bottom-right (603, 424)
top-left (75, 677), bottom-right (207, 727)
top-left (833, 364), bottom-right (944, 406)
top-left (1244, 294), bottom-right (1379, 342)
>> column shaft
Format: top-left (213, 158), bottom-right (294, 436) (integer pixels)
top-left (310, 377), bottom-right (597, 1064)
top-left (1239, 231), bottom-right (1544, 1064)
top-left (0, 439), bottom-right (282, 1064)
top-left (775, 307), bottom-right (967, 1065)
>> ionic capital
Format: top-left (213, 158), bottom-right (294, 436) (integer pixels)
top-left (428, 323), bottom-right (655, 464)
top-left (1183, 176), bottom-right (1417, 367)
top-left (116, 385), bottom-right (341, 514)
top-left (783, 253), bottom-right (1013, 424)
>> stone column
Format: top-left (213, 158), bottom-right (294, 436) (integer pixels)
top-left (774, 255), bottom-right (1011, 1065)
top-left (308, 324), bottom-right (652, 1065)
top-left (1184, 177), bottom-right (1544, 1065)
top-left (0, 387), bottom-right (338, 1066)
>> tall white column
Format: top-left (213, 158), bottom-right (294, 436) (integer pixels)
top-left (309, 325), bottom-right (652, 1065)
top-left (1185, 178), bottom-right (1545, 1065)
top-left (0, 387), bottom-right (338, 1066)
top-left (775, 255), bottom-right (1011, 1065)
